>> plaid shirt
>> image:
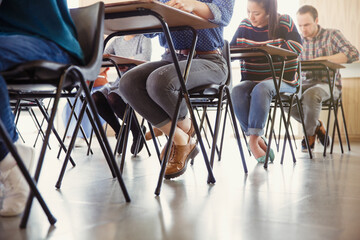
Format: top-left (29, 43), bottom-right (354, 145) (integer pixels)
top-left (300, 25), bottom-right (359, 89)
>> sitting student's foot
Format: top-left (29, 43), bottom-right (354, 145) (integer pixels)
top-left (164, 137), bottom-right (199, 179)
top-left (145, 127), bottom-right (163, 141)
top-left (301, 135), bottom-right (315, 152)
top-left (131, 126), bottom-right (146, 155)
top-left (63, 137), bottom-right (87, 148)
top-left (258, 136), bottom-right (275, 162)
top-left (315, 120), bottom-right (330, 147)
top-left (249, 137), bottom-right (267, 163)
top-left (0, 143), bottom-right (35, 217)
top-left (74, 137), bottom-right (87, 148)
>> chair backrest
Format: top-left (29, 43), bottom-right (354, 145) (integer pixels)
top-left (2, 2), bottom-right (104, 88)
top-left (70, 2), bottom-right (104, 82)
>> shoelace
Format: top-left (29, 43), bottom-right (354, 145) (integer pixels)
top-left (168, 145), bottom-right (182, 164)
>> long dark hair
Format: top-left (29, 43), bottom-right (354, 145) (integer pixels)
top-left (249, 0), bottom-right (279, 39)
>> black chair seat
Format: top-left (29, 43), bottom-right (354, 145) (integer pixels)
top-left (189, 84), bottom-right (221, 95)
top-left (2, 60), bottom-right (78, 89)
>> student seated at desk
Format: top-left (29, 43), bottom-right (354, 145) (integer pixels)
top-left (120, 0), bottom-right (234, 179)
top-left (230, 0), bottom-right (303, 163)
top-left (0, 0), bottom-right (83, 216)
top-left (290, 5), bottom-right (359, 152)
top-left (92, 34), bottom-right (152, 154)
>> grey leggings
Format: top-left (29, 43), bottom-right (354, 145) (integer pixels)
top-left (119, 52), bottom-right (227, 128)
top-left (290, 83), bottom-right (340, 135)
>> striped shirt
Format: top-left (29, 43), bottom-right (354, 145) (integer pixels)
top-left (300, 26), bottom-right (359, 88)
top-left (230, 14), bottom-right (303, 85)
top-left (151, 0), bottom-right (234, 51)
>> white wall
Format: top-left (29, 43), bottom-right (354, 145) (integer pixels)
top-left (67, 0), bottom-right (78, 8)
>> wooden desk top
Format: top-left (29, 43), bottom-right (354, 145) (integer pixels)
top-left (300, 60), bottom-right (345, 70)
top-left (104, 0), bottom-right (218, 35)
top-left (230, 45), bottom-right (298, 59)
top-left (102, 54), bottom-right (146, 66)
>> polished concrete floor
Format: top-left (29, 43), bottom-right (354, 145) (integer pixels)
top-left (1, 132), bottom-right (360, 240)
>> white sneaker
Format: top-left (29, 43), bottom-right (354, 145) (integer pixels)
top-left (63, 137), bottom-right (87, 148)
top-left (75, 137), bottom-right (88, 148)
top-left (0, 143), bottom-right (35, 217)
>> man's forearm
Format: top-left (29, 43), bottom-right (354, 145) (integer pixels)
top-left (314, 52), bottom-right (348, 64)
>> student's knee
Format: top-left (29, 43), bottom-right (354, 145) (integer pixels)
top-left (302, 88), bottom-right (323, 105)
top-left (231, 83), bottom-right (252, 103)
top-left (119, 75), bottom-right (132, 99)
top-left (146, 71), bottom-right (171, 100)
top-left (251, 82), bottom-right (274, 100)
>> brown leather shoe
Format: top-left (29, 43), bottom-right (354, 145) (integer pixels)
top-left (301, 134), bottom-right (315, 152)
top-left (160, 143), bottom-right (173, 161)
top-left (145, 127), bottom-right (163, 141)
top-left (315, 120), bottom-right (330, 147)
top-left (164, 138), bottom-right (199, 179)
top-left (159, 121), bottom-right (195, 161)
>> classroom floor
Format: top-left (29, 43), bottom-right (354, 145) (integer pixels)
top-left (1, 131), bottom-right (360, 240)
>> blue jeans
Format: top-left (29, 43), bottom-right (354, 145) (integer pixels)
top-left (0, 34), bottom-right (74, 160)
top-left (231, 79), bottom-right (296, 136)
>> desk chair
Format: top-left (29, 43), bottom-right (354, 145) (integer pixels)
top-left (189, 40), bottom-right (248, 173)
top-left (1, 2), bottom-right (130, 228)
top-left (300, 60), bottom-right (349, 156)
top-left (266, 65), bottom-right (313, 161)
top-left (100, 58), bottom-right (151, 159)
top-left (320, 88), bottom-right (349, 154)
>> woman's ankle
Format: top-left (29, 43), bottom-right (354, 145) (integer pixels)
top-left (249, 135), bottom-right (265, 159)
top-left (173, 128), bottom-right (189, 146)
top-left (177, 118), bottom-right (191, 134)
top-left (258, 136), bottom-right (268, 152)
